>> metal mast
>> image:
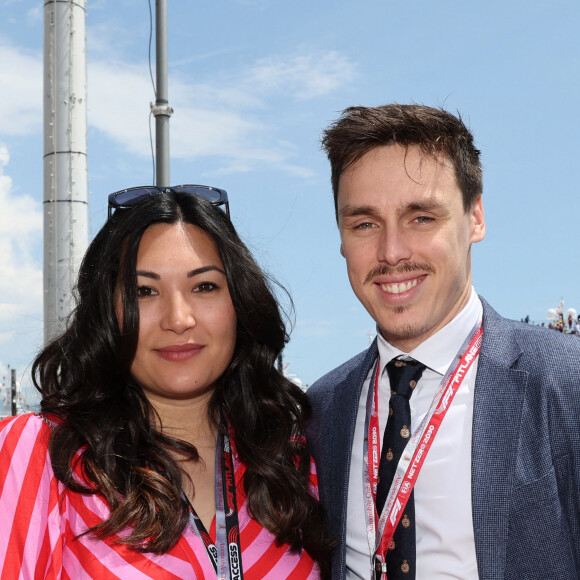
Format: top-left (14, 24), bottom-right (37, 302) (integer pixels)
top-left (43, 0), bottom-right (89, 343)
top-left (152, 0), bottom-right (173, 187)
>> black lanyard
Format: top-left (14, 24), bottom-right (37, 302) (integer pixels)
top-left (186, 431), bottom-right (244, 580)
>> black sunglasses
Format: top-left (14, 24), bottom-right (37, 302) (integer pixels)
top-left (107, 185), bottom-right (229, 219)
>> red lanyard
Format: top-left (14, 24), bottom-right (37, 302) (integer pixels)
top-left (363, 323), bottom-right (483, 579)
top-left (367, 367), bottom-right (382, 515)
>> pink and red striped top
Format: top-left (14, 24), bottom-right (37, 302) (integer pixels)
top-left (0, 413), bottom-right (321, 579)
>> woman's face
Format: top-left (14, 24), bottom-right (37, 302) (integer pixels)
top-left (121, 222), bottom-right (237, 404)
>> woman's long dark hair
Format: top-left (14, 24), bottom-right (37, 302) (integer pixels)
top-left (33, 192), bottom-right (332, 573)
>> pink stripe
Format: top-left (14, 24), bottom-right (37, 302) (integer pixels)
top-left (63, 495), bottom-right (217, 577)
top-left (21, 456), bottom-right (63, 577)
top-left (259, 549), bottom-right (318, 579)
top-left (0, 415), bottom-right (55, 575)
top-left (0, 415), bottom-right (321, 578)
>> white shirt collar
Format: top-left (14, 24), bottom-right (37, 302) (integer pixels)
top-left (376, 287), bottom-right (482, 376)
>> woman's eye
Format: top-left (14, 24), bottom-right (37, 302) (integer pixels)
top-left (137, 286), bottom-right (158, 298)
top-left (194, 281), bottom-right (218, 293)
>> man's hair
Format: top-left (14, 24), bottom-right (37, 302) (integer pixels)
top-left (321, 103), bottom-right (482, 215)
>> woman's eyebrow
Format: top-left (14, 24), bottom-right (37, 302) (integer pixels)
top-left (187, 266), bottom-right (226, 278)
top-left (136, 270), bottom-right (160, 280)
top-left (136, 265), bottom-right (226, 280)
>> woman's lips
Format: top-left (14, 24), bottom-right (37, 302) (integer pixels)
top-left (154, 344), bottom-right (203, 361)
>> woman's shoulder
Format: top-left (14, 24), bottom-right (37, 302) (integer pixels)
top-left (0, 414), bottom-right (61, 518)
top-left (0, 412), bottom-right (59, 459)
top-left (1, 411), bottom-right (61, 432)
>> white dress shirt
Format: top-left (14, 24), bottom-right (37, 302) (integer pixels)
top-left (346, 289), bottom-right (482, 579)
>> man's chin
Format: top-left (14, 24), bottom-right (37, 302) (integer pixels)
top-left (377, 317), bottom-right (430, 350)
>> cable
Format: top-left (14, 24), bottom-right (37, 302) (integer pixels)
top-left (147, 0), bottom-right (156, 95)
top-left (147, 0), bottom-right (156, 184)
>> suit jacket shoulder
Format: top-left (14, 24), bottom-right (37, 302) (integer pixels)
top-left (307, 343), bottom-right (378, 579)
top-left (308, 343), bottom-right (377, 461)
top-left (474, 298), bottom-right (580, 579)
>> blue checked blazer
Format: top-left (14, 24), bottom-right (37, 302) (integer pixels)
top-left (307, 298), bottom-right (580, 579)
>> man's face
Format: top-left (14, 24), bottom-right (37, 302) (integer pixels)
top-left (337, 144), bottom-right (485, 352)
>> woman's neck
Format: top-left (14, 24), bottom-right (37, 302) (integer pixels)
top-left (146, 390), bottom-right (219, 529)
top-left (147, 389), bottom-right (217, 448)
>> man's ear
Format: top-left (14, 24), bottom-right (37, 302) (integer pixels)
top-left (470, 196), bottom-right (486, 243)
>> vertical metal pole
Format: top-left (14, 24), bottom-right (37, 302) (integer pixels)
top-left (43, 0), bottom-right (89, 343)
top-left (10, 369), bottom-right (17, 417)
top-left (153, 0), bottom-right (172, 187)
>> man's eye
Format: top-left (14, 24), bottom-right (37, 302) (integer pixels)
top-left (354, 222), bottom-right (374, 230)
top-left (414, 216), bottom-right (433, 224)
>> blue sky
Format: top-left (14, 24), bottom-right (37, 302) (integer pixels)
top-left (1, 0), bottom-right (579, 399)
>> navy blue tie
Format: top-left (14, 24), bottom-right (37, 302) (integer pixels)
top-left (376, 357), bottom-right (425, 579)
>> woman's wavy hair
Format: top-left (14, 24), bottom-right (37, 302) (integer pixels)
top-left (33, 191), bottom-right (332, 574)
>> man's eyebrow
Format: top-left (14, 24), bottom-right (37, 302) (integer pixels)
top-left (135, 265), bottom-right (226, 280)
top-left (339, 199), bottom-right (443, 219)
top-left (338, 205), bottom-right (382, 219)
top-left (404, 199), bottom-right (442, 212)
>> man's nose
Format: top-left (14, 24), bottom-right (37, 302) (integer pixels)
top-left (376, 227), bottom-right (412, 266)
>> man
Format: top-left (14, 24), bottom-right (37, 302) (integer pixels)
top-left (307, 104), bottom-right (580, 580)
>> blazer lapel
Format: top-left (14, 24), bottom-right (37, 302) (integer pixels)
top-left (320, 342), bottom-right (378, 570)
top-left (471, 303), bottom-right (528, 580)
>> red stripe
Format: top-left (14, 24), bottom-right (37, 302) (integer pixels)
top-left (0, 417), bottom-right (319, 578)
top-left (1, 421), bottom-right (52, 580)
top-left (34, 523), bottom-right (54, 579)
top-left (64, 503), bottom-right (186, 579)
top-left (174, 535), bottom-right (208, 578)
top-left (287, 550), bottom-right (316, 580)
top-left (0, 415), bottom-right (31, 496)
top-left (65, 517), bottom-right (188, 579)
top-left (63, 527), bottom-right (123, 579)
top-left (240, 514), bottom-right (263, 548)
top-left (208, 515), bottom-right (217, 543)
top-left (244, 537), bottom-right (287, 578)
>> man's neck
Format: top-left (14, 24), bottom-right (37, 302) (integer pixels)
top-left (377, 289), bottom-right (481, 374)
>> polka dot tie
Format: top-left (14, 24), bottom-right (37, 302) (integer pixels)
top-left (376, 357), bottom-right (426, 578)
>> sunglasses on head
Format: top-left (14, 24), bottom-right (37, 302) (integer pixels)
top-left (107, 185), bottom-right (229, 219)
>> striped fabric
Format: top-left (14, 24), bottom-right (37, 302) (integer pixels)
top-left (0, 414), bottom-right (321, 579)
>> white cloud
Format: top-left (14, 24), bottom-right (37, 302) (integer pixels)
top-left (0, 35), bottom-right (356, 176)
top-left (88, 62), bottom-right (268, 164)
top-left (88, 48), bottom-right (356, 173)
top-left (0, 146), bottom-right (43, 326)
top-left (0, 41), bottom-right (42, 136)
top-left (88, 60), bottom-right (154, 157)
top-left (245, 51), bottom-right (357, 99)
top-left (26, 6), bottom-right (42, 21)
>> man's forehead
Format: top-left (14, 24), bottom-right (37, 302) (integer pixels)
top-left (341, 143), bottom-right (455, 182)
top-left (338, 145), bottom-right (458, 203)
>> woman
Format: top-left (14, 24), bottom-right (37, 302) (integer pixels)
top-left (0, 186), bottom-right (332, 579)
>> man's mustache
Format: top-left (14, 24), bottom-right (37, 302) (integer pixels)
top-left (364, 262), bottom-right (436, 285)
